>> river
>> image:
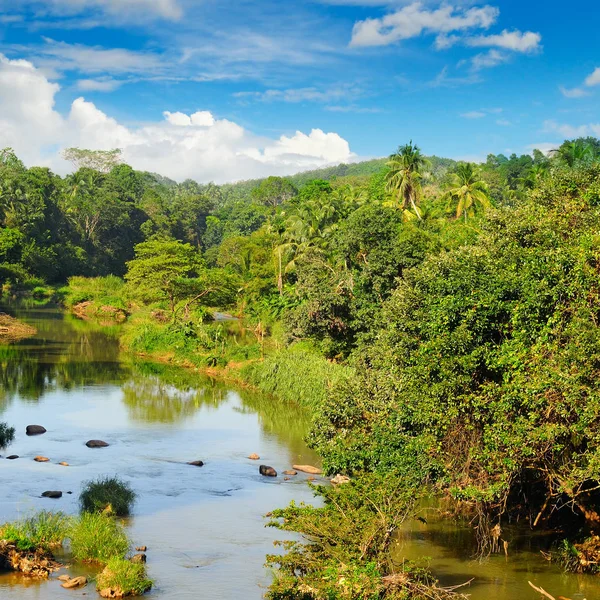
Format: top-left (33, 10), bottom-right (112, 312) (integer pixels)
top-left (0, 306), bottom-right (598, 599)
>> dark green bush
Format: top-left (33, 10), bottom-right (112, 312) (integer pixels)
top-left (0, 422), bottom-right (15, 448)
top-left (79, 476), bottom-right (136, 517)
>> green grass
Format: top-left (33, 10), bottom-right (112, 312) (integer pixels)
top-left (0, 422), bottom-right (15, 448)
top-left (242, 343), bottom-right (354, 409)
top-left (79, 476), bottom-right (137, 517)
top-left (96, 557), bottom-right (153, 596)
top-left (0, 511), bottom-right (71, 553)
top-left (68, 513), bottom-right (130, 563)
top-left (63, 275), bottom-right (127, 310)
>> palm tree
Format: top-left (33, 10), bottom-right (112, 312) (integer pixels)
top-left (442, 163), bottom-right (491, 221)
top-left (386, 141), bottom-right (429, 220)
top-left (551, 141), bottom-right (594, 168)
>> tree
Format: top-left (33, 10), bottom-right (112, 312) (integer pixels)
top-left (251, 176), bottom-right (297, 209)
top-left (62, 148), bottom-right (123, 173)
top-left (442, 163), bottom-right (492, 221)
top-left (385, 141), bottom-right (429, 220)
top-left (552, 140), bottom-right (595, 167)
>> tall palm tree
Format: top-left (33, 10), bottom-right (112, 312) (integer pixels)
top-left (552, 141), bottom-right (594, 168)
top-left (385, 141), bottom-right (429, 220)
top-left (442, 163), bottom-right (491, 221)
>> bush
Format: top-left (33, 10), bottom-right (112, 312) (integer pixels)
top-left (64, 275), bottom-right (127, 310)
top-left (0, 511), bottom-right (71, 553)
top-left (69, 513), bottom-right (130, 563)
top-left (80, 476), bottom-right (136, 517)
top-left (96, 557), bottom-right (153, 597)
top-left (0, 422), bottom-right (15, 448)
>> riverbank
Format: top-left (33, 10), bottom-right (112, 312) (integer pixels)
top-left (0, 313), bottom-right (37, 343)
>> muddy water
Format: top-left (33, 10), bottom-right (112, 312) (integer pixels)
top-left (0, 306), bottom-right (320, 599)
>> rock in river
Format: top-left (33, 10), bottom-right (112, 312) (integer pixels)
top-left (34, 456), bottom-right (50, 462)
top-left (61, 576), bottom-right (87, 589)
top-left (292, 464), bottom-right (323, 475)
top-left (42, 491), bottom-right (62, 499)
top-left (259, 465), bottom-right (277, 477)
top-left (6, 455), bottom-right (18, 460)
top-left (130, 553), bottom-right (147, 564)
top-left (248, 453), bottom-right (260, 460)
top-left (283, 470), bottom-right (298, 476)
top-left (187, 460), bottom-right (204, 467)
top-left (86, 440), bottom-right (109, 448)
top-left (26, 425), bottom-right (47, 436)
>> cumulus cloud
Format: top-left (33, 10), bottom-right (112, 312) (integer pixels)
top-left (543, 119), bottom-right (600, 139)
top-left (0, 53), bottom-right (355, 183)
top-left (466, 29), bottom-right (541, 53)
top-left (350, 3), bottom-right (498, 47)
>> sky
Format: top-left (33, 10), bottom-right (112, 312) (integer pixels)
top-left (0, 0), bottom-right (598, 183)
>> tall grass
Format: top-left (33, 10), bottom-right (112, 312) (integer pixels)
top-left (96, 557), bottom-right (153, 596)
top-left (68, 513), bottom-right (130, 563)
top-left (0, 511), bottom-right (71, 553)
top-left (63, 275), bottom-right (127, 310)
top-left (80, 476), bottom-right (136, 517)
top-left (242, 343), bottom-right (354, 409)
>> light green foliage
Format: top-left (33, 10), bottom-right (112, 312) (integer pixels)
top-left (79, 476), bottom-right (136, 517)
top-left (441, 162), bottom-right (491, 220)
top-left (96, 557), bottom-right (153, 596)
top-left (69, 513), bottom-right (130, 563)
top-left (62, 148), bottom-right (123, 173)
top-left (0, 511), bottom-right (71, 553)
top-left (251, 176), bottom-right (297, 208)
top-left (64, 275), bottom-right (127, 310)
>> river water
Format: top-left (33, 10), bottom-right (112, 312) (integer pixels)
top-left (0, 306), bottom-right (598, 599)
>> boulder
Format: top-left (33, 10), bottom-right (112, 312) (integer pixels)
top-left (292, 464), bottom-right (323, 475)
top-left (331, 474), bottom-right (351, 486)
top-left (259, 465), bottom-right (277, 477)
top-left (26, 425), bottom-right (46, 436)
top-left (248, 453), bottom-right (260, 460)
top-left (61, 576), bottom-right (87, 589)
top-left (42, 491), bottom-right (62, 499)
top-left (283, 470), bottom-right (298, 476)
top-left (86, 440), bottom-right (109, 448)
top-left (130, 553), bottom-right (147, 564)
top-left (58, 575), bottom-right (71, 582)
top-left (6, 455), bottom-right (18, 460)
top-left (34, 456), bottom-right (50, 462)
top-left (136, 546), bottom-right (148, 552)
top-left (187, 460), bottom-right (204, 467)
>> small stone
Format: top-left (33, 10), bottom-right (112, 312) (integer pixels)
top-left (6, 455), bottom-right (18, 460)
top-left (42, 491), bottom-right (62, 499)
top-left (135, 546), bottom-right (147, 552)
top-left (259, 465), bottom-right (277, 477)
top-left (187, 460), bottom-right (204, 467)
top-left (283, 470), bottom-right (298, 476)
top-left (307, 476), bottom-right (316, 482)
top-left (284, 477), bottom-right (290, 481)
top-left (130, 553), bottom-right (147, 564)
top-left (331, 474), bottom-right (351, 485)
top-left (248, 453), bottom-right (260, 460)
top-left (58, 575), bottom-right (71, 582)
top-left (26, 425), bottom-right (46, 436)
top-left (292, 464), bottom-right (323, 475)
top-left (86, 440), bottom-right (109, 448)
top-left (34, 456), bottom-right (50, 462)
top-left (59, 462), bottom-right (69, 466)
top-left (61, 576), bottom-right (87, 589)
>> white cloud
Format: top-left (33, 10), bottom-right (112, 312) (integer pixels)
top-left (559, 86), bottom-right (589, 99)
top-left (543, 119), bottom-right (600, 139)
top-left (584, 67), bottom-right (600, 87)
top-left (461, 111), bottom-right (486, 119)
top-left (76, 77), bottom-right (124, 92)
top-left (470, 49), bottom-right (509, 71)
top-left (350, 3), bottom-right (498, 47)
top-left (234, 84), bottom-right (362, 104)
top-left (0, 53), bottom-right (355, 183)
top-left (466, 29), bottom-right (541, 53)
top-left (496, 119), bottom-right (512, 126)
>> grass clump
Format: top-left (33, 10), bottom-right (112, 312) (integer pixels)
top-left (69, 513), bottom-right (130, 564)
top-left (0, 511), bottom-right (71, 553)
top-left (64, 275), bottom-right (127, 310)
top-left (0, 422), bottom-right (15, 448)
top-left (96, 557), bottom-right (153, 597)
top-left (80, 476), bottom-right (136, 516)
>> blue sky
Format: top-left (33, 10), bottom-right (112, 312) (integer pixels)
top-left (0, 0), bottom-right (598, 182)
